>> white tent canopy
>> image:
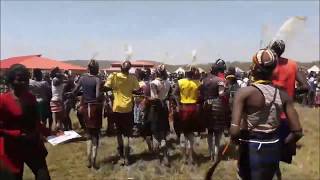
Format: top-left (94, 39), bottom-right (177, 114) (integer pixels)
top-left (198, 67), bottom-right (206, 73)
top-left (307, 65), bottom-right (320, 73)
top-left (175, 67), bottom-right (185, 74)
top-left (235, 67), bottom-right (244, 73)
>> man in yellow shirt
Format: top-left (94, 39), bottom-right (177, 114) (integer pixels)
top-left (105, 60), bottom-right (139, 165)
top-left (175, 66), bottom-right (201, 165)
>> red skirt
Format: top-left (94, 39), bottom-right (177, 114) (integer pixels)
top-left (202, 98), bottom-right (230, 131)
top-left (50, 100), bottom-right (63, 113)
top-left (178, 104), bottom-right (201, 133)
top-left (80, 103), bottom-right (103, 129)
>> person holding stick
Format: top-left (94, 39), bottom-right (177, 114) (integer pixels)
top-left (200, 59), bottom-right (229, 162)
top-left (230, 49), bottom-right (303, 180)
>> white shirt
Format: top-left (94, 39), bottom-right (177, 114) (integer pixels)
top-left (238, 78), bottom-right (249, 88)
top-left (51, 77), bottom-right (64, 101)
top-left (150, 78), bottom-right (171, 100)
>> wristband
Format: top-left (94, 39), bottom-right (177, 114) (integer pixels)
top-left (231, 123), bottom-right (239, 127)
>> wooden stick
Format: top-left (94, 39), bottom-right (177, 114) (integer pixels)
top-left (222, 140), bottom-right (231, 156)
top-left (205, 140), bottom-right (231, 180)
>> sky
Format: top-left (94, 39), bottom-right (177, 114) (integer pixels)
top-left (1, 1), bottom-right (319, 64)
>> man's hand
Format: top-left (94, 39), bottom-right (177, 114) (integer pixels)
top-left (54, 130), bottom-right (64, 136)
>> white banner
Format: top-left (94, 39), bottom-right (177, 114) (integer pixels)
top-left (47, 130), bottom-right (81, 146)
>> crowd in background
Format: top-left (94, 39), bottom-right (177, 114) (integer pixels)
top-left (0, 39), bottom-right (315, 180)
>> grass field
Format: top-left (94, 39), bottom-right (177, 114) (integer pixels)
top-left (24, 105), bottom-right (320, 180)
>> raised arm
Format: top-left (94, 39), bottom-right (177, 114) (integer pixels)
top-left (96, 77), bottom-right (101, 99)
top-left (102, 74), bottom-right (114, 92)
top-left (131, 75), bottom-right (142, 95)
top-left (71, 76), bottom-right (82, 96)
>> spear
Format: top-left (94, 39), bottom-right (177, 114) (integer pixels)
top-left (90, 52), bottom-right (99, 61)
top-left (205, 140), bottom-right (231, 180)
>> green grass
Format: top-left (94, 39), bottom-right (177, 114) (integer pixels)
top-left (23, 105), bottom-right (320, 180)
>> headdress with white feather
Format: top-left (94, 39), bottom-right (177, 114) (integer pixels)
top-left (124, 44), bottom-right (133, 61)
top-left (191, 49), bottom-right (197, 64)
top-left (271, 16), bottom-right (307, 45)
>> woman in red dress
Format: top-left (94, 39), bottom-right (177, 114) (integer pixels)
top-left (0, 64), bottom-right (53, 180)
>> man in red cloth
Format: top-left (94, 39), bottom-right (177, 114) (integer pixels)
top-left (0, 64), bottom-right (57, 180)
top-left (268, 40), bottom-right (309, 179)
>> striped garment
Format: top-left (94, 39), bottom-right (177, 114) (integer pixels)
top-left (202, 97), bottom-right (230, 131)
top-left (79, 103), bottom-right (103, 129)
top-left (50, 100), bottom-right (63, 112)
top-left (246, 84), bottom-right (282, 133)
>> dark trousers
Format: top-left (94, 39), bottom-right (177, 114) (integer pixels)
top-left (9, 158), bottom-right (51, 180)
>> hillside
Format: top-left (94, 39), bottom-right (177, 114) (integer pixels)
top-left (65, 60), bottom-right (116, 69)
top-left (65, 60), bottom-right (319, 72)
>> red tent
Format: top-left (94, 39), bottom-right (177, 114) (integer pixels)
top-left (0, 54), bottom-right (86, 71)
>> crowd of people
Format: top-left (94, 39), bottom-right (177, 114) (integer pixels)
top-left (304, 71), bottom-right (320, 107)
top-left (0, 40), bottom-right (310, 180)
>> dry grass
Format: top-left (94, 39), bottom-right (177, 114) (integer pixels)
top-left (24, 105), bottom-right (320, 180)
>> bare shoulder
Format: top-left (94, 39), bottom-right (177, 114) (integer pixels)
top-left (234, 86), bottom-right (258, 100)
top-left (236, 86), bottom-right (257, 95)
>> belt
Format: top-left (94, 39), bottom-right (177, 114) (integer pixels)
top-left (239, 138), bottom-right (279, 150)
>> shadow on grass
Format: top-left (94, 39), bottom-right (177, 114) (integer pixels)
top-left (97, 137), bottom-right (239, 167)
top-left (100, 151), bottom-right (158, 166)
top-left (193, 142), bottom-right (238, 166)
top-left (100, 155), bottom-right (120, 165)
top-left (130, 151), bottom-right (158, 164)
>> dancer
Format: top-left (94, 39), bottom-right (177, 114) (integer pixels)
top-left (104, 60), bottom-right (140, 165)
top-left (72, 60), bottom-right (103, 169)
top-left (230, 49), bottom-right (303, 180)
top-left (175, 66), bottom-right (201, 165)
top-left (200, 59), bottom-right (228, 161)
top-left (146, 65), bottom-right (171, 166)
